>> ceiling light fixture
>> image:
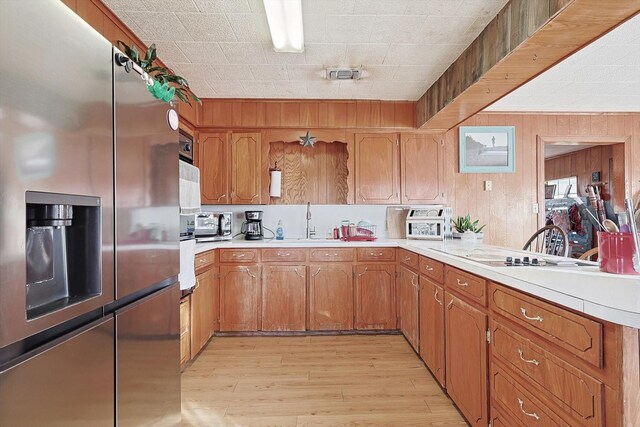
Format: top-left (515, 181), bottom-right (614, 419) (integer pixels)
top-left (263, 0), bottom-right (304, 53)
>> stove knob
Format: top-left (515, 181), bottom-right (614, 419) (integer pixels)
top-left (514, 258), bottom-right (521, 265)
top-left (531, 258), bottom-right (539, 265)
top-left (506, 256), bottom-right (513, 264)
top-left (523, 256), bottom-right (530, 265)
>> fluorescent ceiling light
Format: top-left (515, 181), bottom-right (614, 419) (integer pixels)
top-left (263, 0), bottom-right (304, 53)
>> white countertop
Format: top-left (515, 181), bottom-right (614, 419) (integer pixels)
top-left (195, 238), bottom-right (640, 328)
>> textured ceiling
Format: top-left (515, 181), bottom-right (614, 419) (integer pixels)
top-left (487, 13), bottom-right (640, 112)
top-left (103, 0), bottom-right (509, 100)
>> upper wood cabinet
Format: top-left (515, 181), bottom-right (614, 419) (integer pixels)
top-left (354, 133), bottom-right (400, 204)
top-left (400, 134), bottom-right (443, 204)
top-left (219, 265), bottom-right (261, 331)
top-left (261, 265), bottom-right (306, 332)
top-left (199, 132), bottom-right (229, 204)
top-left (309, 264), bottom-right (354, 331)
top-left (445, 292), bottom-right (488, 427)
top-left (231, 132), bottom-right (262, 204)
top-left (354, 264), bottom-right (396, 330)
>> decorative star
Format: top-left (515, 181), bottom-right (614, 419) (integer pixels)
top-left (299, 131), bottom-right (317, 148)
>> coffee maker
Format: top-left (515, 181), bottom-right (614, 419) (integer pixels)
top-left (241, 211), bottom-right (264, 240)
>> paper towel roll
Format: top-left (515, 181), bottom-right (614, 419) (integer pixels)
top-left (270, 170), bottom-right (282, 197)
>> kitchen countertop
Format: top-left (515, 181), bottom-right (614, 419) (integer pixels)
top-left (195, 238), bottom-right (640, 328)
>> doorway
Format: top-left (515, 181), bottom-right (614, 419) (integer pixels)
top-left (536, 136), bottom-right (629, 257)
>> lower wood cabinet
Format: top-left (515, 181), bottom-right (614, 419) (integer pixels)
top-left (419, 276), bottom-right (445, 387)
top-left (355, 264), bottom-right (396, 330)
top-left (309, 264), bottom-right (354, 331)
top-left (262, 265), bottom-right (306, 331)
top-left (180, 296), bottom-right (191, 368)
top-left (220, 265), bottom-right (260, 331)
top-left (445, 292), bottom-right (488, 427)
top-left (191, 267), bottom-right (218, 357)
top-left (398, 265), bottom-right (419, 351)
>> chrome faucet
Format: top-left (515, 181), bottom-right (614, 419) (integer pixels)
top-left (306, 202), bottom-right (316, 239)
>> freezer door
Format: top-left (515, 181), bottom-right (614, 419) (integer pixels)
top-left (116, 283), bottom-right (181, 426)
top-left (114, 50), bottom-right (180, 299)
top-left (0, 317), bottom-right (115, 426)
top-left (0, 0), bottom-right (114, 348)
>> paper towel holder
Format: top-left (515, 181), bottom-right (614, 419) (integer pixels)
top-left (269, 161), bottom-right (282, 198)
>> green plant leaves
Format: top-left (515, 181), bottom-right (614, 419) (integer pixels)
top-left (453, 215), bottom-right (485, 233)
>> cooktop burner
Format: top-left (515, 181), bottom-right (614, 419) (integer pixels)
top-left (431, 247), bottom-right (597, 268)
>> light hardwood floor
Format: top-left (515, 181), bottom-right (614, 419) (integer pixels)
top-left (181, 334), bottom-right (467, 426)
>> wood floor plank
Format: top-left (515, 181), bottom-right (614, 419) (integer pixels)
top-left (181, 335), bottom-right (466, 426)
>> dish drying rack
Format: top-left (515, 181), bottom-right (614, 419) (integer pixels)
top-left (341, 224), bottom-right (377, 242)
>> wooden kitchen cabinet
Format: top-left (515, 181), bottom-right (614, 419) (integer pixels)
top-left (191, 267), bottom-right (218, 357)
top-left (354, 264), bottom-right (396, 330)
top-left (199, 132), bottom-right (229, 204)
top-left (230, 132), bottom-right (261, 204)
top-left (400, 133), bottom-right (443, 204)
top-left (419, 277), bottom-right (445, 387)
top-left (354, 133), bottom-right (400, 204)
top-left (445, 292), bottom-right (488, 427)
top-left (219, 265), bottom-right (261, 331)
top-left (262, 265), bottom-right (306, 331)
top-left (398, 265), bottom-right (419, 351)
top-left (309, 264), bottom-right (354, 331)
top-left (180, 295), bottom-right (191, 369)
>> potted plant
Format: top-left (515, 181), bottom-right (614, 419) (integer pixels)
top-left (452, 215), bottom-right (486, 242)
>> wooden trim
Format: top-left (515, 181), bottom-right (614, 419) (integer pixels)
top-left (622, 327), bottom-right (640, 426)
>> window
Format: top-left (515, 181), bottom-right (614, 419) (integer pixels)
top-left (545, 176), bottom-right (578, 199)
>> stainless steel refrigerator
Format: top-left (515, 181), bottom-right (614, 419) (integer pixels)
top-left (0, 1), bottom-right (181, 425)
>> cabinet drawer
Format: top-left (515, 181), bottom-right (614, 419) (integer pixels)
top-left (262, 248), bottom-right (307, 263)
top-left (491, 362), bottom-right (571, 427)
top-left (195, 250), bottom-right (215, 271)
top-left (357, 247), bottom-right (395, 262)
top-left (490, 283), bottom-right (603, 368)
top-left (398, 249), bottom-right (419, 269)
top-left (309, 248), bottom-right (354, 262)
top-left (419, 256), bottom-right (444, 283)
top-left (491, 320), bottom-right (604, 427)
top-left (445, 266), bottom-right (487, 306)
top-left (219, 249), bottom-right (259, 263)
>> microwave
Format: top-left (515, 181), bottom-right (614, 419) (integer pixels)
top-left (195, 212), bottom-right (232, 242)
top-left (406, 206), bottom-right (452, 240)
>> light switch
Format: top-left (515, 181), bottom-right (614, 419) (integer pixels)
top-left (532, 203), bottom-right (539, 214)
top-left (484, 180), bottom-right (492, 191)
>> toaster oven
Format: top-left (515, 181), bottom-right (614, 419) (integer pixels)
top-left (195, 212), bottom-right (232, 242)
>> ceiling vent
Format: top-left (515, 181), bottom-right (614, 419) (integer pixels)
top-left (326, 67), bottom-right (362, 81)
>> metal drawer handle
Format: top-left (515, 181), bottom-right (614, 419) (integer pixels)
top-left (232, 253), bottom-right (246, 258)
top-left (518, 349), bottom-right (540, 366)
top-left (517, 398), bottom-right (540, 420)
top-left (520, 307), bottom-right (543, 322)
top-left (370, 252), bottom-right (383, 257)
top-left (424, 265), bottom-right (434, 271)
top-left (324, 252), bottom-right (339, 257)
top-left (411, 276), bottom-right (418, 289)
top-left (312, 267), bottom-right (321, 277)
top-left (195, 278), bottom-right (200, 289)
top-left (277, 252), bottom-right (291, 257)
top-left (294, 268), bottom-right (304, 278)
top-left (434, 288), bottom-right (442, 305)
top-left (358, 267), bottom-right (369, 277)
top-left (456, 278), bottom-right (469, 287)
top-left (403, 257), bottom-right (411, 262)
top-left (447, 299), bottom-right (454, 310)
top-left (199, 258), bottom-right (206, 263)
top-left (244, 268), bottom-right (256, 278)
top-left (216, 194), bottom-right (226, 200)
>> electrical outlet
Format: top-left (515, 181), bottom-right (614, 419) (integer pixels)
top-left (532, 203), bottom-right (539, 214)
top-left (484, 180), bottom-right (492, 191)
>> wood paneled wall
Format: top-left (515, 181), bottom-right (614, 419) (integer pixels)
top-left (442, 113), bottom-right (640, 249)
top-left (62, 0), bottom-right (199, 128)
top-left (545, 144), bottom-right (625, 210)
top-left (199, 100), bottom-right (415, 130)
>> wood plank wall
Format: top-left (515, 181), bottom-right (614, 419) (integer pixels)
top-left (545, 144), bottom-right (625, 211)
top-left (443, 113), bottom-right (640, 248)
top-left (199, 100), bottom-right (415, 129)
top-left (61, 0), bottom-right (199, 129)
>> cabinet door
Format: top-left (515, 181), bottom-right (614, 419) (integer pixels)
top-left (180, 297), bottom-right (191, 366)
top-left (355, 264), bottom-right (396, 330)
top-left (354, 133), bottom-right (400, 204)
top-left (401, 134), bottom-right (443, 204)
top-left (191, 268), bottom-right (215, 356)
top-left (399, 266), bottom-right (419, 351)
top-left (220, 265), bottom-right (260, 331)
top-left (309, 264), bottom-right (353, 331)
top-left (419, 277), bottom-right (445, 387)
top-left (231, 132), bottom-right (261, 204)
top-left (211, 267), bottom-right (220, 333)
top-left (262, 265), bottom-right (306, 331)
top-left (200, 132), bottom-right (229, 204)
top-left (445, 292), bottom-right (488, 427)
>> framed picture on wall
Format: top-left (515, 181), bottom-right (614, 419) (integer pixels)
top-left (459, 126), bottom-right (515, 173)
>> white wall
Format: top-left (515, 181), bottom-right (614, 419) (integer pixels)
top-left (201, 204), bottom-right (421, 239)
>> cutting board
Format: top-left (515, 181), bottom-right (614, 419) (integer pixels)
top-left (386, 206), bottom-right (410, 239)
